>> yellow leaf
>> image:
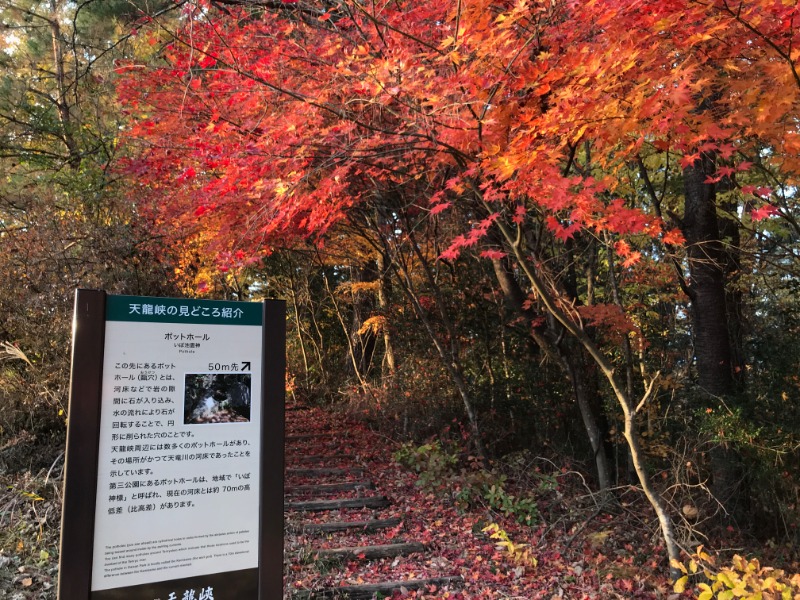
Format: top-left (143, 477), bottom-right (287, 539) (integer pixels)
top-left (572, 123), bottom-right (589, 144)
top-left (697, 545), bottom-right (713, 562)
top-left (673, 575), bottom-right (689, 593)
top-left (492, 156), bottom-right (516, 180)
top-left (717, 571), bottom-right (734, 588)
top-left (762, 576), bottom-right (778, 590)
top-left (671, 559), bottom-right (688, 574)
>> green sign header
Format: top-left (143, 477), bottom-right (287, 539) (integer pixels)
top-left (105, 295), bottom-right (263, 326)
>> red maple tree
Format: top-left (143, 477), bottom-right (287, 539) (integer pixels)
top-left (116, 0), bottom-right (800, 573)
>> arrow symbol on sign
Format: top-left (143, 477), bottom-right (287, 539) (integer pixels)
top-left (241, 361), bottom-right (251, 371)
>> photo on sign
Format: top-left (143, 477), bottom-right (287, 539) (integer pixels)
top-left (184, 373), bottom-right (251, 424)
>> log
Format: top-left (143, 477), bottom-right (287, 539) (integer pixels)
top-left (315, 541), bottom-right (425, 562)
top-left (287, 467), bottom-right (364, 477)
top-left (285, 496), bottom-right (390, 512)
top-left (290, 517), bottom-right (401, 535)
top-left (291, 575), bottom-right (463, 599)
top-left (286, 481), bottom-right (375, 495)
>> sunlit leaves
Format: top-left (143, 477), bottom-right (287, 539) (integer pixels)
top-left (117, 0), bottom-right (800, 295)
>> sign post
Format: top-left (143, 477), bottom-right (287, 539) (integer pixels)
top-left (58, 290), bottom-right (285, 600)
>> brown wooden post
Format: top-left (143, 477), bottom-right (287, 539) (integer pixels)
top-left (260, 299), bottom-right (285, 599)
top-left (58, 289), bottom-right (106, 600)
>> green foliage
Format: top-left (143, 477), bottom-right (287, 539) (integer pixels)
top-left (481, 484), bottom-right (540, 526)
top-left (394, 441), bottom-right (547, 525)
top-left (697, 404), bottom-right (764, 447)
top-left (0, 0), bottom-right (183, 453)
top-left (679, 393), bottom-right (800, 537)
top-left (393, 440), bottom-right (459, 489)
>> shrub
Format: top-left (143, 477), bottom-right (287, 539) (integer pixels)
top-left (673, 546), bottom-right (800, 600)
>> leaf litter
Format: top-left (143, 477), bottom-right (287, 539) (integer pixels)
top-left (285, 406), bottom-right (678, 599)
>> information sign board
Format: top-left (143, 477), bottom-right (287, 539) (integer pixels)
top-left (58, 291), bottom-right (285, 600)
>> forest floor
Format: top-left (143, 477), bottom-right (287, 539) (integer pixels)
top-left (284, 405), bottom-right (681, 599)
top-left (0, 403), bottom-right (783, 599)
top-left (0, 431), bottom-right (63, 599)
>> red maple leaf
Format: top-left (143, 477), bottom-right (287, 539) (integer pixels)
top-left (480, 249), bottom-right (507, 260)
top-left (751, 204), bottom-right (780, 221)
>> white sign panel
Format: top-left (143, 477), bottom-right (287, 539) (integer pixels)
top-left (90, 296), bottom-right (263, 599)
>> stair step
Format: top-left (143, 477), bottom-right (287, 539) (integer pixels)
top-left (292, 454), bottom-right (357, 464)
top-left (285, 433), bottom-right (335, 442)
top-left (291, 575), bottom-right (464, 599)
top-left (287, 467), bottom-right (364, 477)
top-left (286, 481), bottom-right (375, 495)
top-left (315, 541), bottom-right (425, 562)
top-left (285, 496), bottom-right (390, 512)
top-left (290, 517), bottom-right (402, 535)
top-left (288, 442), bottom-right (342, 452)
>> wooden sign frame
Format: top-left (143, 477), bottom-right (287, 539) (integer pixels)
top-left (58, 289), bottom-right (285, 600)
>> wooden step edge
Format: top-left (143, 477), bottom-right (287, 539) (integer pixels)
top-left (287, 442), bottom-right (343, 452)
top-left (286, 481), bottom-right (375, 495)
top-left (291, 454), bottom-right (357, 464)
top-left (285, 433), bottom-right (335, 441)
top-left (287, 468), bottom-right (365, 477)
top-left (315, 541), bottom-right (425, 562)
top-left (288, 517), bottom-right (401, 535)
top-left (284, 496), bottom-right (390, 512)
top-left (291, 575), bottom-right (464, 600)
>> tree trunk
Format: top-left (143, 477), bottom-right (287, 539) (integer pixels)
top-left (349, 263), bottom-right (378, 378)
top-left (683, 153), bottom-right (745, 515)
top-left (489, 207), bottom-right (681, 578)
top-left (683, 153), bottom-right (735, 396)
top-left (288, 273), bottom-right (310, 381)
top-left (375, 252), bottom-right (396, 377)
top-left (49, 0), bottom-right (80, 169)
top-left (491, 257), bottom-right (612, 490)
